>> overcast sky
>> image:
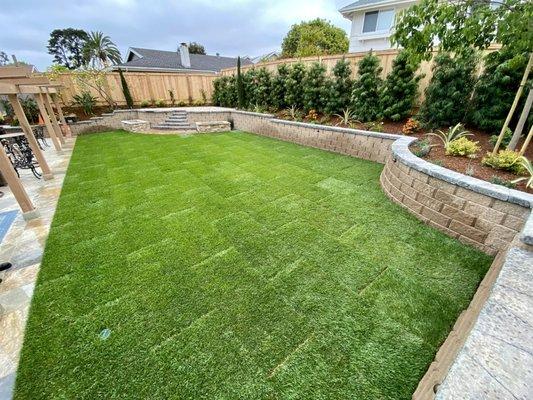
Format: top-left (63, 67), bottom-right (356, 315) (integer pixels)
top-left (1, 0), bottom-right (351, 70)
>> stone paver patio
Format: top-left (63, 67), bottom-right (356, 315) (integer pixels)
top-left (0, 138), bottom-right (75, 399)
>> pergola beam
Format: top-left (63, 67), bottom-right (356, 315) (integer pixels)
top-left (41, 89), bottom-right (66, 145)
top-left (35, 92), bottom-right (62, 151)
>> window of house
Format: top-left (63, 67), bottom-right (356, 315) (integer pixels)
top-left (362, 9), bottom-right (395, 33)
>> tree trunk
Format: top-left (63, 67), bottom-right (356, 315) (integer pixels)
top-left (508, 87), bottom-right (533, 150)
top-left (492, 52), bottom-right (533, 155)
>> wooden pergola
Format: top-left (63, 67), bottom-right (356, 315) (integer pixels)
top-left (0, 66), bottom-right (71, 219)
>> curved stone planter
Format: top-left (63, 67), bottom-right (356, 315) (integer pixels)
top-left (381, 137), bottom-right (533, 255)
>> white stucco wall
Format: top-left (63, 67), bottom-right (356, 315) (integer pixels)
top-left (347, 1), bottom-right (417, 53)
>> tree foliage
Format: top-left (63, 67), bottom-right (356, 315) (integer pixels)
top-left (236, 57), bottom-right (245, 109)
top-left (0, 51), bottom-right (9, 66)
top-left (118, 68), bottom-right (134, 108)
top-left (271, 64), bottom-right (289, 110)
top-left (83, 31), bottom-right (122, 68)
top-left (303, 63), bottom-right (328, 112)
top-left (380, 51), bottom-right (422, 121)
top-left (351, 53), bottom-right (383, 122)
top-left (253, 68), bottom-right (273, 107)
top-left (281, 19), bottom-right (348, 58)
top-left (188, 42), bottom-right (206, 55)
top-left (392, 0), bottom-right (533, 61)
top-left (418, 51), bottom-right (477, 128)
top-left (469, 50), bottom-right (530, 134)
top-left (212, 76), bottom-right (237, 107)
top-left (325, 58), bottom-right (353, 115)
top-left (285, 63), bottom-right (306, 109)
top-left (47, 28), bottom-right (89, 69)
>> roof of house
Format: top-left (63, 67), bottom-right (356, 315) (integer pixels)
top-left (114, 47), bottom-right (251, 73)
top-left (339, 0), bottom-right (415, 14)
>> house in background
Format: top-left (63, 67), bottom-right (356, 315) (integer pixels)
top-left (339, 0), bottom-right (417, 53)
top-left (112, 43), bottom-right (251, 74)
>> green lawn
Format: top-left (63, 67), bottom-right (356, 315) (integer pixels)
top-left (15, 131), bottom-right (492, 399)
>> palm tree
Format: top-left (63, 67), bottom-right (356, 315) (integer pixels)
top-left (83, 31), bottom-right (122, 68)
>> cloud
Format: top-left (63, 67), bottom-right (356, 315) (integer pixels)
top-left (0, 0), bottom-right (351, 70)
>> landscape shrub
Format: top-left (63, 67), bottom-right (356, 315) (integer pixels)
top-left (482, 150), bottom-right (526, 175)
top-left (242, 69), bottom-right (258, 108)
top-left (489, 127), bottom-right (513, 149)
top-left (470, 50), bottom-right (530, 134)
top-left (118, 68), bottom-right (133, 108)
top-left (212, 76), bottom-right (237, 107)
top-left (285, 63), bottom-right (306, 110)
top-left (418, 51), bottom-right (477, 128)
top-left (380, 51), bottom-right (421, 121)
top-left (427, 123), bottom-right (472, 150)
top-left (325, 58), bottom-right (353, 115)
top-left (271, 64), bottom-right (289, 110)
top-left (303, 62), bottom-right (328, 113)
top-left (140, 100), bottom-right (150, 108)
top-left (511, 157), bottom-right (533, 189)
top-left (446, 137), bottom-right (481, 157)
top-left (155, 99), bottom-right (166, 107)
top-left (402, 117), bottom-right (421, 135)
top-left (351, 52), bottom-right (383, 122)
top-left (73, 91), bottom-right (97, 115)
top-left (253, 68), bottom-right (273, 108)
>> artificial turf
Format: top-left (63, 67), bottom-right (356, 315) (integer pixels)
top-left (15, 130), bottom-right (492, 399)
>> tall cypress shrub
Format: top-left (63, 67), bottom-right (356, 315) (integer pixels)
top-left (380, 51), bottom-right (421, 121)
top-left (303, 62), bottom-right (328, 113)
top-left (285, 63), bottom-right (306, 109)
top-left (469, 50), bottom-right (529, 134)
top-left (118, 68), bottom-right (134, 108)
top-left (418, 51), bottom-right (477, 128)
top-left (351, 52), bottom-right (383, 122)
top-left (325, 58), bottom-right (353, 115)
top-left (236, 56), bottom-right (245, 109)
top-left (272, 64), bottom-right (289, 110)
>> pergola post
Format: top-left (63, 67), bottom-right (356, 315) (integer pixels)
top-left (7, 94), bottom-right (54, 180)
top-left (35, 92), bottom-right (62, 151)
top-left (42, 90), bottom-right (65, 145)
top-left (0, 145), bottom-right (37, 219)
top-left (50, 92), bottom-right (72, 137)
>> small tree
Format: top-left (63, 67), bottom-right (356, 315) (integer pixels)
top-left (282, 19), bottom-right (349, 58)
top-left (418, 51), bottom-right (477, 128)
top-left (285, 63), bottom-right (306, 109)
top-left (271, 64), bottom-right (289, 110)
top-left (303, 62), bottom-right (328, 113)
top-left (469, 50), bottom-right (529, 134)
top-left (74, 68), bottom-right (116, 109)
top-left (380, 51), bottom-right (422, 121)
top-left (118, 68), bottom-right (134, 108)
top-left (351, 52), bottom-right (383, 122)
top-left (325, 58), bottom-right (353, 115)
top-left (253, 68), bottom-right (273, 108)
top-left (188, 42), bottom-right (206, 55)
top-left (236, 57), bottom-right (245, 109)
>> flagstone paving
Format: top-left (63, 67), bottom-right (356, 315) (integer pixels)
top-left (0, 138), bottom-right (75, 399)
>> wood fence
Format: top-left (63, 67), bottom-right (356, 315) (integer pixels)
top-left (50, 71), bottom-right (217, 107)
top-left (220, 46), bottom-right (501, 98)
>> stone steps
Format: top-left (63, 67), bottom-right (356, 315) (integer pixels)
top-left (152, 111), bottom-right (195, 131)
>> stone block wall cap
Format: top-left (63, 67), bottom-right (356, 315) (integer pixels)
top-left (392, 137), bottom-right (533, 209)
top-left (520, 212), bottom-right (533, 245)
top-left (270, 118), bottom-right (403, 141)
top-left (71, 121), bottom-right (93, 125)
top-left (231, 110), bottom-right (274, 118)
top-left (90, 116), bottom-right (104, 121)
